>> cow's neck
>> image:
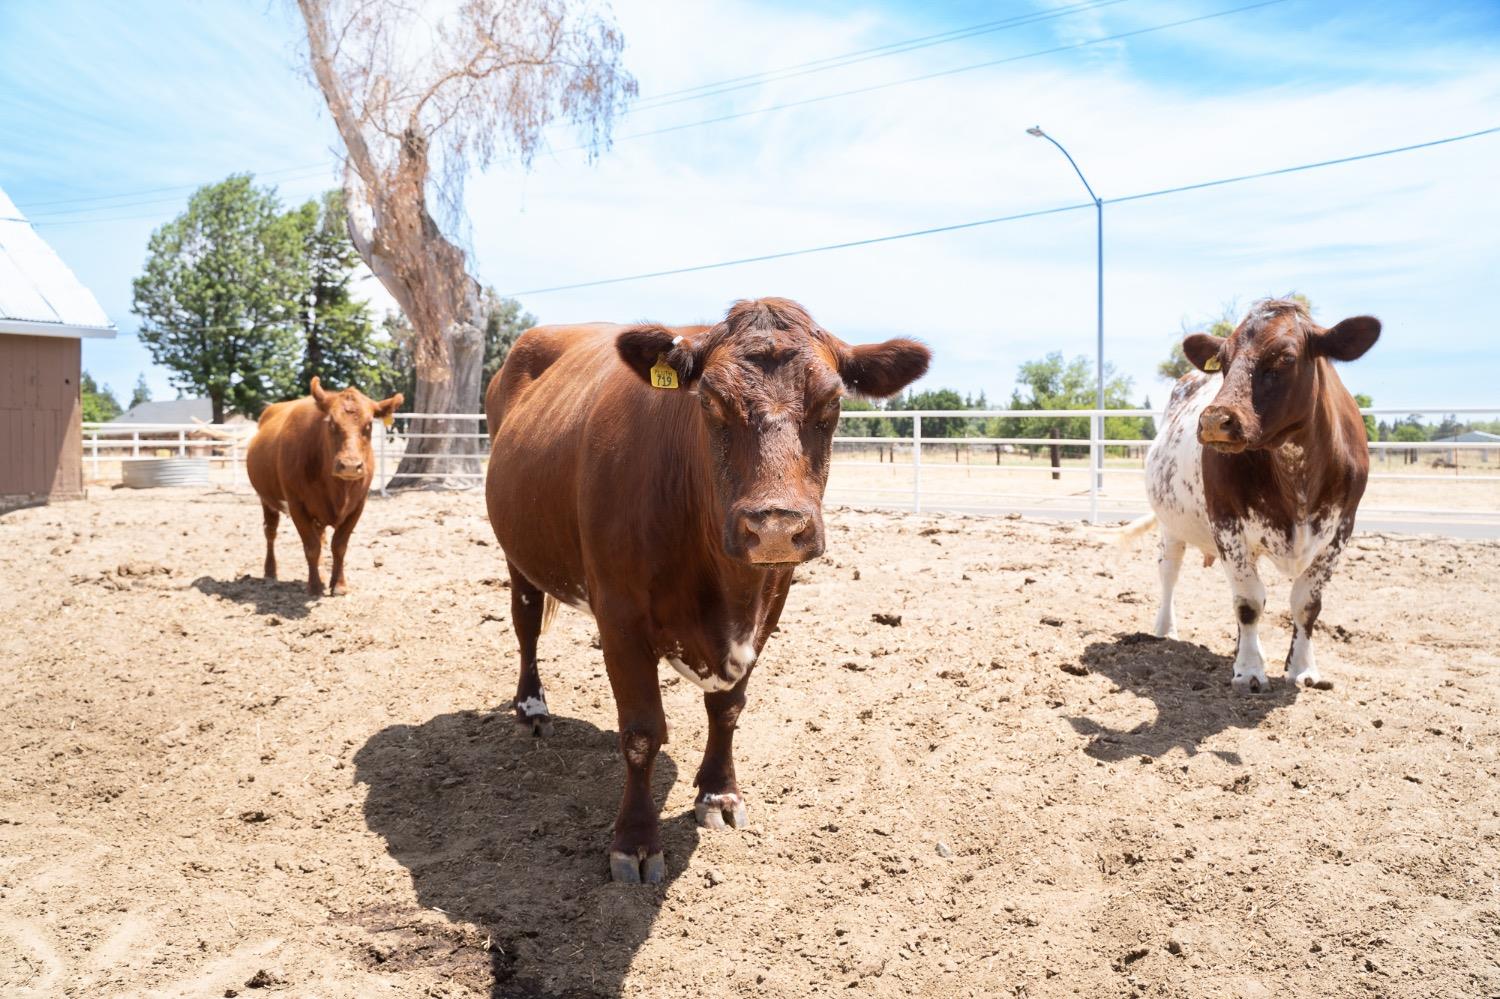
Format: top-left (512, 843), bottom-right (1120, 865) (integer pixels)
top-left (1264, 362), bottom-right (1349, 521)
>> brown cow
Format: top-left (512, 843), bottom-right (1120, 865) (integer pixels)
top-left (247, 377), bottom-right (403, 596)
top-left (1141, 298), bottom-right (1379, 691)
top-left (485, 298), bottom-right (929, 883)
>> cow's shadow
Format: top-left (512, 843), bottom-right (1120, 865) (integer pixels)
top-left (1065, 633), bottom-right (1297, 764)
top-left (352, 710), bottom-right (697, 998)
top-left (190, 574), bottom-right (318, 619)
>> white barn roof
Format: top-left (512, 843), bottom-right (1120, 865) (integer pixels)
top-left (0, 185), bottom-right (115, 339)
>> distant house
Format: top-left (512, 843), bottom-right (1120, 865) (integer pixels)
top-left (0, 184), bottom-right (116, 507)
top-left (1431, 429), bottom-right (1500, 463)
top-left (107, 398), bottom-right (216, 426)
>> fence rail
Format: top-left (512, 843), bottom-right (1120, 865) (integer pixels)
top-left (81, 406), bottom-right (1500, 525)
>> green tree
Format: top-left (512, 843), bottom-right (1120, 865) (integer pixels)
top-left (128, 373), bottom-right (152, 410)
top-left (1006, 353), bottom-right (1145, 478)
top-left (372, 288), bottom-right (534, 413)
top-left (131, 174), bottom-right (303, 422)
top-left (1159, 303), bottom-right (1237, 381)
top-left (285, 189), bottom-right (390, 395)
top-left (80, 372), bottom-right (122, 423)
top-left (480, 290), bottom-right (537, 392)
top-left (1352, 393), bottom-right (1376, 439)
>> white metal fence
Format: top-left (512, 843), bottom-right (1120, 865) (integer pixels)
top-left (82, 407), bottom-right (1500, 525)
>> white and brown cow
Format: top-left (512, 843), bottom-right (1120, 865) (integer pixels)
top-left (1141, 298), bottom-right (1380, 692)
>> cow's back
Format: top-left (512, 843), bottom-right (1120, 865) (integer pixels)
top-left (486, 322), bottom-right (718, 612)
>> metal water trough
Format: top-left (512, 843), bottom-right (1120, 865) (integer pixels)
top-left (122, 458), bottom-right (212, 489)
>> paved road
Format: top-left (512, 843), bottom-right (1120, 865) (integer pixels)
top-left (835, 500), bottom-right (1500, 540)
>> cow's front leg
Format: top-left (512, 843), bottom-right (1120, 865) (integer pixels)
top-left (695, 679), bottom-right (750, 829)
top-left (601, 625), bottom-right (668, 884)
top-left (287, 504), bottom-right (325, 596)
top-left (327, 502), bottom-right (364, 596)
top-left (1216, 530), bottom-right (1268, 693)
top-left (1287, 544), bottom-right (1340, 690)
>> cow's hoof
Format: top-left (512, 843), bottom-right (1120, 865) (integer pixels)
top-left (330, 583), bottom-right (348, 596)
top-left (1231, 671), bottom-right (1267, 694)
top-left (695, 793), bottom-right (748, 830)
top-left (515, 714), bottom-right (553, 738)
top-left (305, 582), bottom-right (324, 596)
top-left (609, 850), bottom-right (666, 884)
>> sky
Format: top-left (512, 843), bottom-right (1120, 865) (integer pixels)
top-left (2, 0), bottom-right (1497, 413)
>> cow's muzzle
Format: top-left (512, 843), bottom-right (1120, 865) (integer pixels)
top-left (736, 506), bottom-right (822, 565)
top-left (333, 457), bottom-right (367, 480)
top-left (1198, 407), bottom-right (1248, 453)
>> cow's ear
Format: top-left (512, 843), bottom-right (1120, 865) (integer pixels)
top-left (310, 376), bottom-right (332, 411)
top-left (1314, 316), bottom-right (1380, 362)
top-left (373, 393), bottom-right (403, 420)
top-left (839, 338), bottom-right (931, 399)
top-left (616, 324), bottom-right (704, 388)
top-left (1182, 334), bottom-right (1225, 373)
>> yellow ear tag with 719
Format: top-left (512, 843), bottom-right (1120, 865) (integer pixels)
top-left (649, 354), bottom-right (679, 390)
top-left (382, 414), bottom-right (395, 427)
top-left (1203, 356), bottom-right (1221, 372)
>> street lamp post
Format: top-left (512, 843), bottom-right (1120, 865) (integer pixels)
top-left (1027, 126), bottom-right (1104, 523)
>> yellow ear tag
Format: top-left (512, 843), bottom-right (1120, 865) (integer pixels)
top-left (382, 414), bottom-right (395, 428)
top-left (1203, 356), bottom-right (1221, 372)
top-left (649, 354), bottom-right (679, 390)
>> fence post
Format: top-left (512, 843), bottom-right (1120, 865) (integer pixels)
top-left (178, 429), bottom-right (185, 457)
top-left (1089, 412), bottom-right (1100, 524)
top-left (913, 414), bottom-right (923, 513)
top-left (230, 434), bottom-right (239, 488)
top-left (90, 430), bottom-right (99, 480)
top-left (378, 420), bottom-right (388, 497)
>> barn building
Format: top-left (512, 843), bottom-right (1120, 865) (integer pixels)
top-left (0, 185), bottom-right (116, 508)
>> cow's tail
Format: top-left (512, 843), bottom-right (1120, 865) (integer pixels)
top-left (1114, 512), bottom-right (1159, 549)
top-left (541, 594), bottom-right (560, 635)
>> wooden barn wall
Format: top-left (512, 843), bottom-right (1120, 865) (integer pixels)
top-left (0, 334), bottom-right (83, 501)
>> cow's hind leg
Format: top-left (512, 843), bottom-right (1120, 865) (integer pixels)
top-left (600, 621), bottom-right (667, 884)
top-left (509, 563), bottom-right (552, 736)
top-left (261, 504), bottom-right (280, 580)
top-left (1154, 533), bottom-right (1187, 639)
top-left (1286, 544), bottom-right (1340, 690)
top-left (695, 679), bottom-right (750, 829)
top-left (1217, 531), bottom-right (1268, 693)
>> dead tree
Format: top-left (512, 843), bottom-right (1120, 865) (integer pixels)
top-left (297, 0), bottom-right (634, 487)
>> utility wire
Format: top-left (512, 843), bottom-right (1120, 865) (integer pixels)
top-left (504, 124), bottom-right (1500, 297)
top-left (22, 0), bottom-right (1260, 219)
top-left (631, 0), bottom-right (1134, 111)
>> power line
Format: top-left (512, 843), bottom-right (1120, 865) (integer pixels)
top-left (630, 0), bottom-right (1134, 112)
top-left (504, 124), bottom-right (1500, 297)
top-left (546, 0), bottom-right (1293, 153)
top-left (21, 163), bottom-right (338, 213)
top-left (19, 0), bottom-right (1265, 220)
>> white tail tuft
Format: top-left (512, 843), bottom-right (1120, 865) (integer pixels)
top-left (1113, 512), bottom-right (1159, 550)
top-left (541, 595), bottom-right (560, 635)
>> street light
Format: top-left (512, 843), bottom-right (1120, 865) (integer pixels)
top-left (1027, 125), bottom-right (1104, 521)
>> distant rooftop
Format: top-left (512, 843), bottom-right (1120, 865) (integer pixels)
top-left (1431, 430), bottom-right (1500, 444)
top-left (0, 184), bottom-right (115, 339)
top-left (106, 398), bottom-right (215, 425)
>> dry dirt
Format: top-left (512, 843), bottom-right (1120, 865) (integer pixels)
top-left (2, 487), bottom-right (1498, 999)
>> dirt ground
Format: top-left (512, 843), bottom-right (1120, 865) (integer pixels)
top-left (2, 487), bottom-right (1498, 999)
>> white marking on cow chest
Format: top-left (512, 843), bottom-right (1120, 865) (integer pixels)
top-left (667, 656), bottom-right (736, 693)
top-left (725, 638), bottom-right (757, 681)
top-left (1240, 507), bottom-right (1343, 579)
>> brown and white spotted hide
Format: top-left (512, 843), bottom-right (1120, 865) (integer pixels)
top-left (1144, 298), bottom-right (1379, 692)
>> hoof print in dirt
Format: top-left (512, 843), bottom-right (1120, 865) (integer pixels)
top-left (871, 612), bottom-right (902, 627)
top-left (610, 850), bottom-right (666, 884)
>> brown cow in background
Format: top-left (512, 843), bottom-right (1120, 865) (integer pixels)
top-left (485, 298), bottom-right (929, 883)
top-left (247, 377), bottom-right (402, 596)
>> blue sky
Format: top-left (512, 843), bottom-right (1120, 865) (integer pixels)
top-left (2, 0), bottom-right (1497, 412)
